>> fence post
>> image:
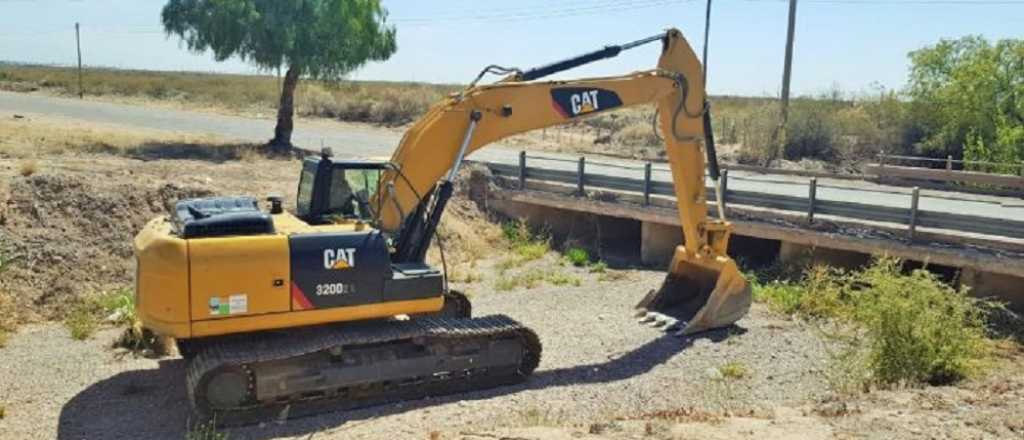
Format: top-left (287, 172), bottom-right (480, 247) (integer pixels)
top-left (946, 155), bottom-right (953, 172)
top-left (643, 162), bottom-right (652, 206)
top-left (878, 150), bottom-right (886, 169)
top-left (721, 168), bottom-right (729, 204)
top-left (518, 151), bottom-right (527, 190)
top-left (576, 156), bottom-right (586, 196)
top-left (908, 187), bottom-right (920, 240)
top-left (807, 178), bottom-right (817, 223)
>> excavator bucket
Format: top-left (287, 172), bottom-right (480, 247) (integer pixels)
top-left (635, 247), bottom-right (751, 336)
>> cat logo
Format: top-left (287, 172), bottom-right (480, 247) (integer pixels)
top-left (571, 90), bottom-right (600, 115)
top-left (550, 87), bottom-right (623, 118)
top-left (323, 248), bottom-right (357, 270)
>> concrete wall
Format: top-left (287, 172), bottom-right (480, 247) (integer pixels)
top-left (779, 242), bottom-right (871, 270)
top-left (961, 268), bottom-right (1024, 312)
top-left (487, 192), bottom-right (1024, 311)
top-left (640, 221), bottom-right (682, 266)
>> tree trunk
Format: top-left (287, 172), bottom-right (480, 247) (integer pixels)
top-left (271, 65), bottom-right (301, 149)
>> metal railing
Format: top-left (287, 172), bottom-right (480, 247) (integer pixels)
top-left (486, 151), bottom-right (1024, 241)
top-left (878, 151), bottom-right (1024, 176)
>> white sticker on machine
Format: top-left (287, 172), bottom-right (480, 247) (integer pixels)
top-left (228, 294), bottom-right (248, 314)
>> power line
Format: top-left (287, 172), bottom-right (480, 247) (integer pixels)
top-left (745, 0), bottom-right (1024, 4)
top-left (391, 0), bottom-right (691, 25)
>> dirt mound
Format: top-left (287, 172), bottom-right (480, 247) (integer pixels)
top-left (0, 173), bottom-right (211, 322)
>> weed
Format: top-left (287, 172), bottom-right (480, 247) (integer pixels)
top-left (495, 268), bottom-right (580, 291)
top-left (64, 288), bottom-right (136, 341)
top-left (516, 407), bottom-right (566, 427)
top-left (514, 241), bottom-right (550, 261)
top-left (94, 287), bottom-right (136, 326)
top-left (500, 219), bottom-right (550, 263)
top-left (17, 159), bottom-right (37, 176)
top-left (718, 361), bottom-right (749, 380)
top-left (65, 306), bottom-right (99, 340)
top-left (564, 247), bottom-right (590, 267)
top-left (589, 261), bottom-right (608, 273)
top-left (546, 271), bottom-right (582, 287)
top-left (0, 329), bottom-right (6, 348)
top-left (186, 418), bottom-right (228, 440)
top-left (824, 341), bottom-right (873, 396)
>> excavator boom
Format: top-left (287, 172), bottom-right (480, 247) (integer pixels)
top-left (377, 28), bottom-right (750, 335)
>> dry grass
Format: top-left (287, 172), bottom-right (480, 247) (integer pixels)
top-left (0, 250), bottom-right (17, 348)
top-left (0, 64), bottom-right (458, 126)
top-left (0, 116), bottom-right (272, 161)
top-left (16, 159), bottom-right (37, 176)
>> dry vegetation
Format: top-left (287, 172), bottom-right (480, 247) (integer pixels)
top-left (0, 64), bottom-right (458, 126)
top-left (2, 64), bottom-right (916, 171)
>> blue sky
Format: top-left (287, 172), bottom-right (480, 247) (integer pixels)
top-left (0, 0), bottom-right (1022, 96)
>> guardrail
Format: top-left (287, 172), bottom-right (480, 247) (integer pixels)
top-left (879, 152), bottom-right (1024, 176)
top-left (873, 152), bottom-right (1024, 191)
top-left (485, 151), bottom-right (1024, 241)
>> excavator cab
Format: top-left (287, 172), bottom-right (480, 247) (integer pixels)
top-left (296, 150), bottom-right (387, 225)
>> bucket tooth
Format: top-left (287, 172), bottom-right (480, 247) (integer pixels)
top-left (635, 250), bottom-right (751, 335)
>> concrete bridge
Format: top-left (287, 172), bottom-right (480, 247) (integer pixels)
top-left (468, 152), bottom-right (1024, 310)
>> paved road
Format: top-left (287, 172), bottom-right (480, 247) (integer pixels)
top-left (3, 91), bottom-right (1022, 224)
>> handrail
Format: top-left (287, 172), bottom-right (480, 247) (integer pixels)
top-left (481, 152), bottom-right (1024, 241)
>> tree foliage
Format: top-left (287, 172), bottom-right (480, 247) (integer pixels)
top-left (907, 36), bottom-right (1024, 167)
top-left (161, 0), bottom-right (397, 146)
top-left (162, 0), bottom-right (396, 79)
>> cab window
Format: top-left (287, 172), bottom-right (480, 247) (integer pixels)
top-left (326, 167), bottom-right (381, 221)
top-left (296, 161), bottom-right (318, 217)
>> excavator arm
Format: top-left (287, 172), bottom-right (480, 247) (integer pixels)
top-left (378, 28), bottom-right (750, 335)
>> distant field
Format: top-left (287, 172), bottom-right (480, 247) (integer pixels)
top-left (0, 64), bottom-right (459, 126)
top-left (0, 64), bottom-right (903, 167)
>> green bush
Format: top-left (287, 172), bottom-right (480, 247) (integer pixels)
top-left (564, 247), bottom-right (590, 267)
top-left (850, 259), bottom-right (988, 385)
top-left (754, 257), bottom-right (990, 387)
top-left (502, 219), bottom-right (550, 262)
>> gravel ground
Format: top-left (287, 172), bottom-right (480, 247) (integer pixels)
top-left (0, 269), bottom-right (831, 440)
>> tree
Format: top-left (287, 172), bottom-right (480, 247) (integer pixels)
top-left (907, 36), bottom-right (1024, 170)
top-left (162, 0), bottom-right (397, 148)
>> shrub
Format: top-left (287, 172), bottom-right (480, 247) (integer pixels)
top-left (564, 247), bottom-right (590, 267)
top-left (502, 219), bottom-right (550, 261)
top-left (850, 259), bottom-right (988, 385)
top-left (17, 159), bottom-right (37, 177)
top-left (718, 361), bottom-right (749, 380)
top-left (65, 306), bottom-right (99, 340)
top-left (754, 257), bottom-right (991, 387)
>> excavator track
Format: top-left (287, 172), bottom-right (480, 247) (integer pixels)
top-left (186, 314), bottom-right (541, 426)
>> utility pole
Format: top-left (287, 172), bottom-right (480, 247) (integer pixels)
top-left (701, 0), bottom-right (712, 85)
top-left (75, 22), bottom-right (83, 99)
top-left (780, 0), bottom-right (798, 125)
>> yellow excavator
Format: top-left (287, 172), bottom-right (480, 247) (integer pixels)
top-left (133, 28), bottom-right (750, 424)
